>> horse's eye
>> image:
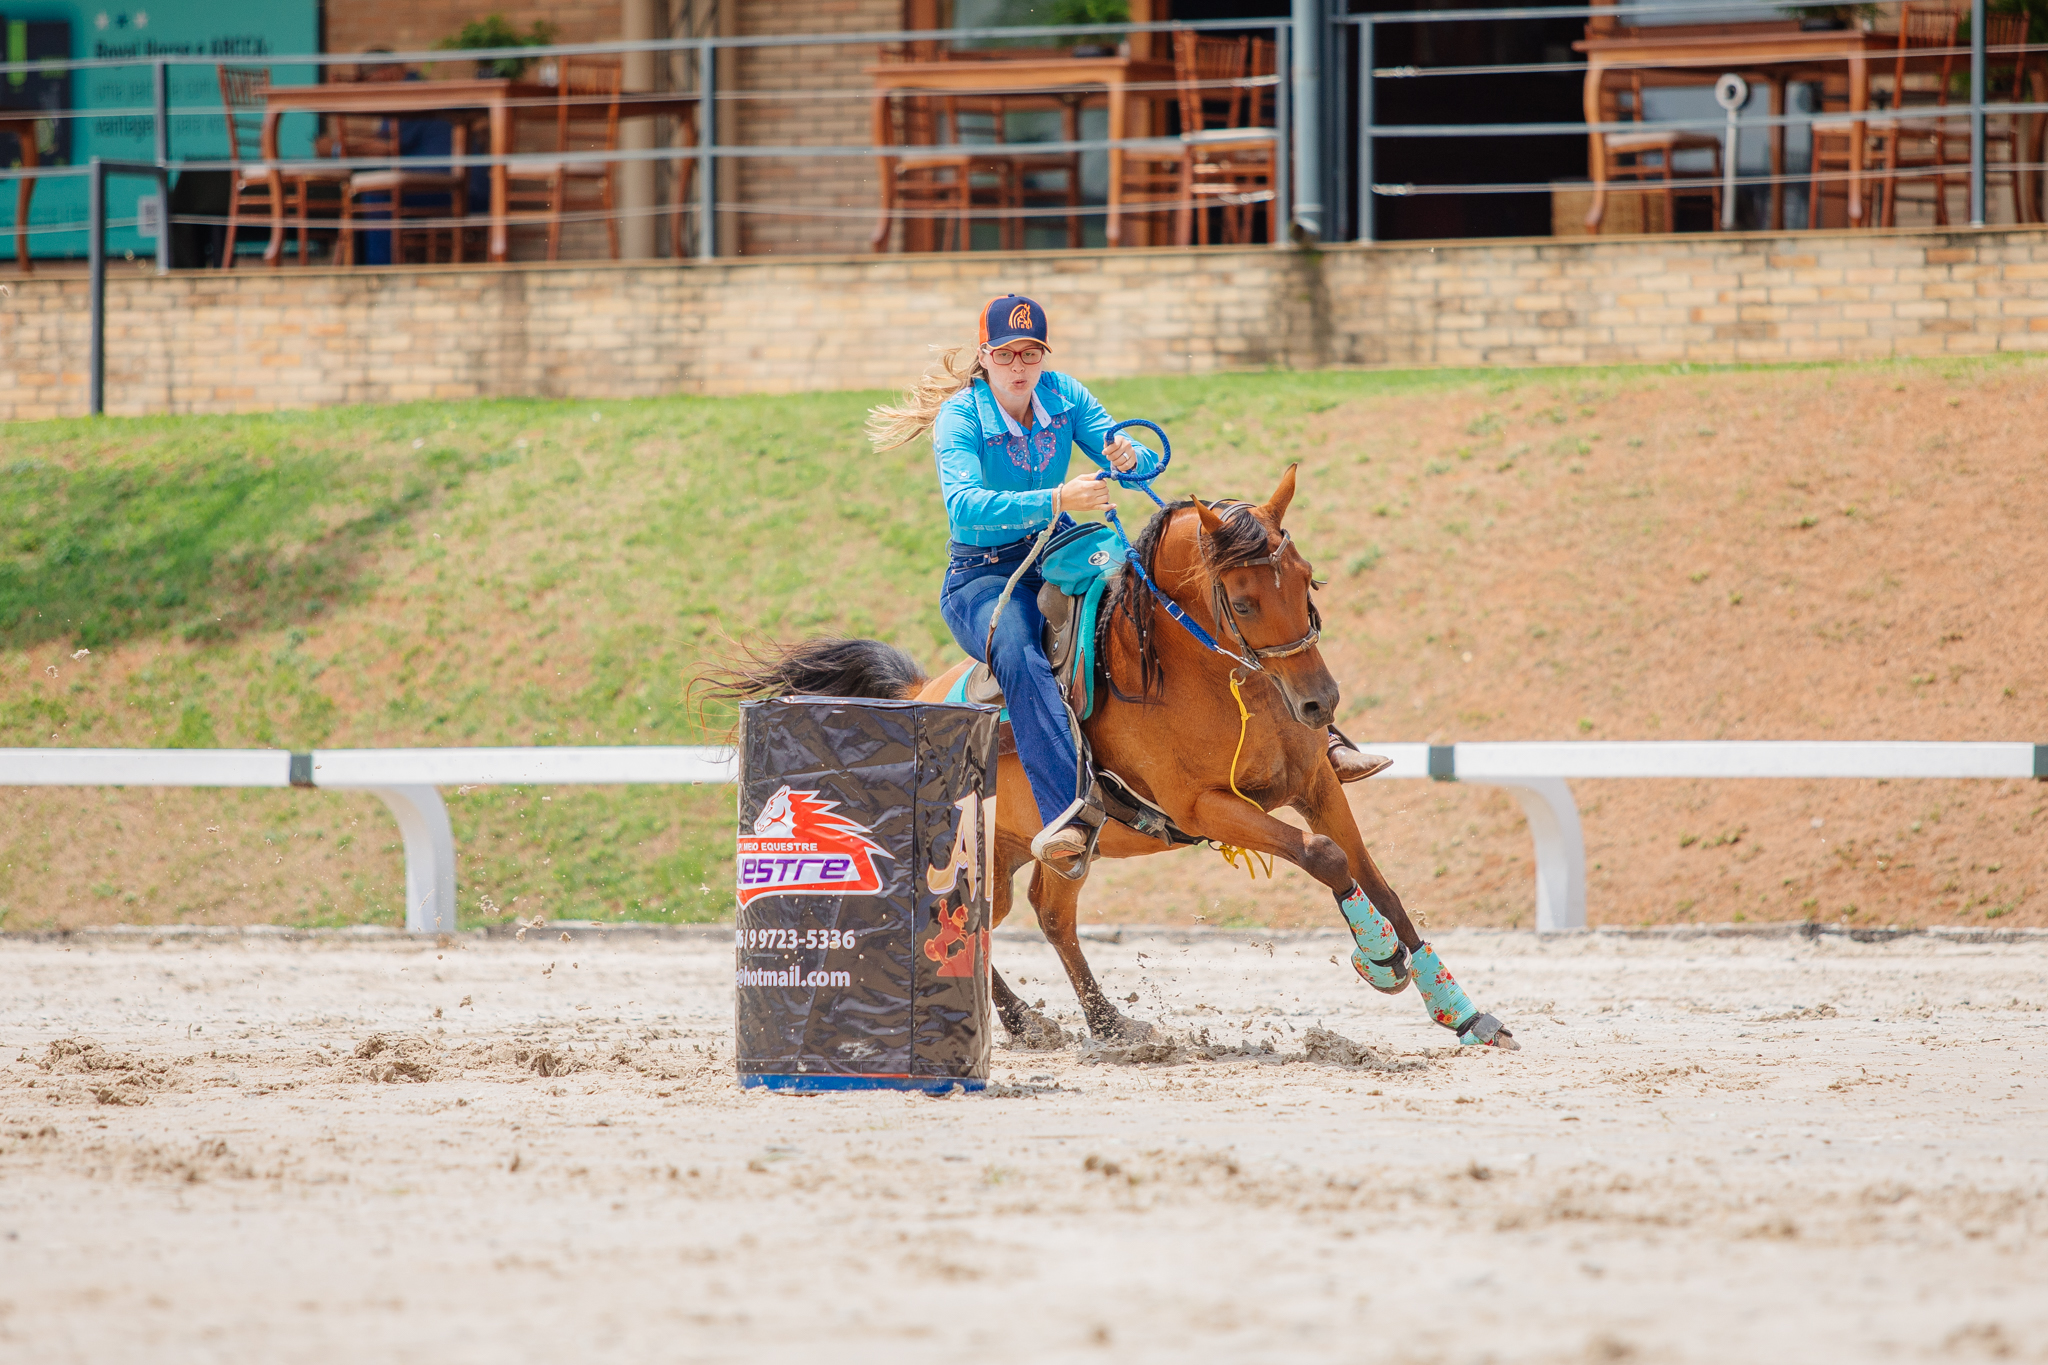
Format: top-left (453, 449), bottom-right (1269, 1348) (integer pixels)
top-left (1310, 576), bottom-right (1327, 590)
top-left (1231, 598), bottom-right (1255, 615)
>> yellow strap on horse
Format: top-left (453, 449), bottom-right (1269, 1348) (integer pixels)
top-left (1213, 672), bottom-right (1275, 880)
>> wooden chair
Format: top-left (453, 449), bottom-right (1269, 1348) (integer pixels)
top-left (217, 65), bottom-right (350, 268)
top-left (1876, 6), bottom-right (1967, 227)
top-left (335, 122), bottom-right (469, 266)
top-left (1175, 30), bottom-right (1278, 246)
top-left (504, 56), bottom-right (625, 261)
top-left (873, 91), bottom-right (1016, 253)
top-left (1113, 136), bottom-right (1194, 248)
top-left (1594, 69), bottom-right (1724, 232)
top-left (945, 95), bottom-right (1083, 250)
top-left (1809, 6), bottom-right (1958, 228)
top-left (1933, 13), bottom-right (2035, 223)
top-left (1247, 36), bottom-right (1279, 129)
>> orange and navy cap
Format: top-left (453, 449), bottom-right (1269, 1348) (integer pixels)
top-left (979, 294), bottom-right (1051, 351)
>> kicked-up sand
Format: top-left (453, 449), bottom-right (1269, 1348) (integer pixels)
top-left (0, 924), bottom-right (2043, 1363)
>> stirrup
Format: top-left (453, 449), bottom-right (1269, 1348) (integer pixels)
top-left (1030, 797), bottom-right (1104, 882)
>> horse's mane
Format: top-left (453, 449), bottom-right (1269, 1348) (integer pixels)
top-left (1102, 498), bottom-right (1271, 705)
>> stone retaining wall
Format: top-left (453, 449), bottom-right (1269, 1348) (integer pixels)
top-left (5, 226), bottom-right (2046, 421)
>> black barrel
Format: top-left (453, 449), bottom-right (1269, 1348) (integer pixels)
top-left (734, 696), bottom-right (999, 1092)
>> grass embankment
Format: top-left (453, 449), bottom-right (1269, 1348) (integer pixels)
top-left (3, 359), bottom-right (2044, 931)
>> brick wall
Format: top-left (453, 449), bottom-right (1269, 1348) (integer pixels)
top-left (730, 0), bottom-right (899, 257)
top-left (1325, 229), bottom-right (2048, 367)
top-left (6, 227), bottom-right (2048, 422)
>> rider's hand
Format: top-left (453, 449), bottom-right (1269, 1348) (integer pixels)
top-left (1058, 473), bottom-right (1113, 514)
top-left (1103, 434), bottom-right (1139, 473)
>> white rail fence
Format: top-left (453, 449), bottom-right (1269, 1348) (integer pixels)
top-left (1, 743), bottom-right (2040, 933)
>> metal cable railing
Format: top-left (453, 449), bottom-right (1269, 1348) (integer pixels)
top-left (0, 16), bottom-right (1296, 273)
top-left (1345, 0), bottom-right (2042, 239)
top-left (4, 9), bottom-right (2045, 414)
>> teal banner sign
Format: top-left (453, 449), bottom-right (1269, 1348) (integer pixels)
top-left (1, 1), bottom-right (317, 259)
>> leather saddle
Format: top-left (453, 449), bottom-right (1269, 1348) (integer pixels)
top-left (960, 580), bottom-right (1093, 725)
top-left (959, 578), bottom-right (1206, 851)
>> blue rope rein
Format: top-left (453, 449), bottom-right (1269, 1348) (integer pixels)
top-left (1097, 418), bottom-right (1257, 672)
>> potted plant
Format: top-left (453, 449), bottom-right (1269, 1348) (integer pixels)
top-left (1047, 0), bottom-right (1129, 57)
top-left (436, 14), bottom-right (559, 80)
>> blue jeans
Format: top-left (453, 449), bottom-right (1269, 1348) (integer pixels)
top-left (940, 531), bottom-right (1081, 829)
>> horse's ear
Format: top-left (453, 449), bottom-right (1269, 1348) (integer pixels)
top-left (1261, 464), bottom-right (1299, 527)
top-left (1192, 497), bottom-right (1227, 538)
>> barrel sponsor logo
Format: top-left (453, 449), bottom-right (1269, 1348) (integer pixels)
top-left (923, 902), bottom-right (988, 979)
top-left (737, 785), bottom-right (890, 905)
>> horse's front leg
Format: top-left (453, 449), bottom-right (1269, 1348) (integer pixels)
top-left (1027, 862), bottom-right (1154, 1043)
top-left (1293, 769), bottom-right (1519, 1051)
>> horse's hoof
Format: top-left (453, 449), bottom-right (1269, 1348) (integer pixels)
top-left (1350, 943), bottom-right (1413, 995)
top-left (1001, 1009), bottom-right (1068, 1051)
top-left (1455, 1013), bottom-right (1519, 1050)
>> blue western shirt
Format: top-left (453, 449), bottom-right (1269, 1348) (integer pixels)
top-left (931, 370), bottom-right (1162, 548)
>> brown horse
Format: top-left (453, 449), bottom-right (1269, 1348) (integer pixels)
top-left (705, 466), bottom-right (1516, 1050)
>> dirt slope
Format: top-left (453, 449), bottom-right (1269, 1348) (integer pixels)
top-left (1059, 358), bottom-right (2048, 930)
top-left (2, 359), bottom-right (2043, 929)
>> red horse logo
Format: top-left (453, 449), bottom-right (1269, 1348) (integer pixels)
top-left (923, 903), bottom-right (988, 979)
top-left (736, 786), bottom-right (891, 906)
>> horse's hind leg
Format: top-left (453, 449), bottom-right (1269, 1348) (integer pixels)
top-left (991, 968), bottom-right (1065, 1050)
top-left (1028, 862), bottom-right (1154, 1043)
top-left (989, 849), bottom-right (1067, 1048)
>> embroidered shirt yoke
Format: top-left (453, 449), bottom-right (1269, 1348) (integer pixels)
top-left (931, 370), bottom-right (1162, 548)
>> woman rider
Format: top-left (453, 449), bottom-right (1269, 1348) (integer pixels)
top-left (867, 294), bottom-right (1385, 881)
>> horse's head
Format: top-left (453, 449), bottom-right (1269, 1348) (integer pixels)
top-left (1189, 465), bottom-right (1342, 730)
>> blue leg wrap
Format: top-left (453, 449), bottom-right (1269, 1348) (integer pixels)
top-left (1336, 884), bottom-right (1411, 994)
top-left (1411, 942), bottom-right (1496, 1044)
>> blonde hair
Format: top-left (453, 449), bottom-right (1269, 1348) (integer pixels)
top-left (866, 344), bottom-right (987, 451)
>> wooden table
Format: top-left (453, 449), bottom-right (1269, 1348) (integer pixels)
top-left (260, 80), bottom-right (699, 264)
top-left (2, 115), bottom-right (40, 275)
top-left (868, 54), bottom-right (1177, 248)
top-left (1576, 24), bottom-right (1900, 231)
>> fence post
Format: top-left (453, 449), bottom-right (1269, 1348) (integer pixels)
top-left (698, 41), bottom-right (717, 260)
top-left (152, 62), bottom-right (172, 275)
top-left (152, 60), bottom-right (170, 164)
top-left (1476, 778), bottom-right (1587, 933)
top-left (1274, 23), bottom-right (1292, 247)
top-left (1322, 1), bottom-right (1348, 240)
top-left (88, 158), bottom-right (105, 417)
top-left (1290, 0), bottom-right (1322, 240)
top-left (1358, 20), bottom-right (1374, 244)
top-left (1970, 0), bottom-right (1987, 226)
top-left (364, 786), bottom-right (458, 935)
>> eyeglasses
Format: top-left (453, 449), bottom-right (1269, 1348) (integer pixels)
top-left (984, 345), bottom-right (1046, 367)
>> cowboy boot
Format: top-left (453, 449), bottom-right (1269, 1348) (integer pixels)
top-left (1327, 727), bottom-right (1391, 783)
top-left (1031, 822), bottom-right (1092, 881)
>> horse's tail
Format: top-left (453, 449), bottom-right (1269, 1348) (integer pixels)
top-left (692, 637), bottom-right (928, 714)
